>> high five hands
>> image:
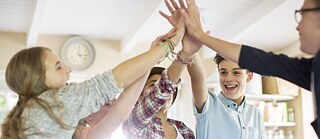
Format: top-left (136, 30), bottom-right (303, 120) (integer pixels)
top-left (159, 0), bottom-right (208, 57)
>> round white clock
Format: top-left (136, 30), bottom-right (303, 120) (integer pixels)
top-left (61, 36), bottom-right (95, 70)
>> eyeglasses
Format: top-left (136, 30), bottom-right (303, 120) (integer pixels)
top-left (295, 7), bottom-right (320, 23)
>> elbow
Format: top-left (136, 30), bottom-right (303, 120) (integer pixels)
top-left (118, 111), bottom-right (131, 122)
top-left (115, 80), bottom-right (125, 89)
top-left (112, 70), bottom-right (126, 88)
top-left (190, 73), bottom-right (206, 82)
top-left (113, 109), bottom-right (131, 123)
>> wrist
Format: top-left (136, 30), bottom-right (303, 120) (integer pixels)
top-left (198, 31), bottom-right (209, 43)
top-left (171, 26), bottom-right (185, 46)
top-left (153, 44), bottom-right (168, 55)
top-left (179, 50), bottom-right (194, 60)
top-left (155, 39), bottom-right (175, 64)
top-left (175, 51), bottom-right (195, 65)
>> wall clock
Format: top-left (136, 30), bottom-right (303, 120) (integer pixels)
top-left (61, 36), bottom-right (95, 70)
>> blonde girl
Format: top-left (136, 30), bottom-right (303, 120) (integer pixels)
top-left (1, 21), bottom-right (184, 139)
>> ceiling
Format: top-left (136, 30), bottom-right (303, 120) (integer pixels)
top-left (0, 0), bottom-right (304, 58)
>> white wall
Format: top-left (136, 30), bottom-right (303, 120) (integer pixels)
top-left (0, 32), bottom-right (153, 74)
top-left (172, 82), bottom-right (197, 131)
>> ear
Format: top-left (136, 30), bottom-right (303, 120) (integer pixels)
top-left (246, 72), bottom-right (253, 82)
top-left (138, 89), bottom-right (150, 102)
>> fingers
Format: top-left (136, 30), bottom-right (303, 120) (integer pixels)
top-left (186, 0), bottom-right (197, 13)
top-left (166, 27), bottom-right (177, 38)
top-left (157, 35), bottom-right (165, 41)
top-left (153, 35), bottom-right (165, 45)
top-left (170, 0), bottom-right (180, 10)
top-left (181, 9), bottom-right (190, 27)
top-left (195, 5), bottom-right (200, 16)
top-left (158, 27), bottom-right (177, 41)
top-left (165, 31), bottom-right (177, 39)
top-left (152, 26), bottom-right (178, 48)
top-left (165, 0), bottom-right (175, 13)
top-left (183, 0), bottom-right (201, 26)
top-left (189, 4), bottom-right (198, 15)
top-left (159, 10), bottom-right (170, 20)
top-left (186, 0), bottom-right (192, 9)
top-left (178, 0), bottom-right (186, 9)
top-left (151, 36), bottom-right (162, 47)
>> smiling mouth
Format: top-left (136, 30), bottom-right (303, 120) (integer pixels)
top-left (225, 85), bottom-right (238, 90)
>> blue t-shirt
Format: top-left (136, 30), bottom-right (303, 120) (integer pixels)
top-left (193, 92), bottom-right (265, 139)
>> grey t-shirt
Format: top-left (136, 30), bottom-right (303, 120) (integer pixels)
top-left (21, 70), bottom-right (123, 139)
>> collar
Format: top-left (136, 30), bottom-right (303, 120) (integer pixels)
top-left (218, 92), bottom-right (246, 111)
top-left (152, 117), bottom-right (180, 125)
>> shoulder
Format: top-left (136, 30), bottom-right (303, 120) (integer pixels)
top-left (168, 119), bottom-right (195, 137)
top-left (244, 102), bottom-right (257, 109)
top-left (207, 91), bottom-right (218, 102)
top-left (168, 119), bottom-right (187, 128)
top-left (244, 102), bottom-right (262, 115)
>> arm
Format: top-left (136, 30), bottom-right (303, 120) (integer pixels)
top-left (182, 0), bottom-right (312, 90)
top-left (187, 53), bottom-right (208, 113)
top-left (122, 45), bottom-right (195, 136)
top-left (122, 70), bottom-right (180, 136)
top-left (87, 72), bottom-right (150, 138)
top-left (181, 0), bottom-right (312, 87)
top-left (239, 46), bottom-right (312, 90)
top-left (123, 50), bottom-right (195, 136)
top-left (112, 20), bottom-right (185, 89)
top-left (72, 103), bottom-right (113, 139)
top-left (160, 0), bottom-right (208, 112)
top-left (160, 0), bottom-right (197, 83)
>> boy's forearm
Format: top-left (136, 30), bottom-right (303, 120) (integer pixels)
top-left (200, 33), bottom-right (242, 64)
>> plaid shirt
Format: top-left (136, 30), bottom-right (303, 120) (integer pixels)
top-left (122, 70), bottom-right (195, 139)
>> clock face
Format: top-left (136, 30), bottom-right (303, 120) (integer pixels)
top-left (61, 37), bottom-right (95, 70)
top-left (67, 43), bottom-right (90, 65)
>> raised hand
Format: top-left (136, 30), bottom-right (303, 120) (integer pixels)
top-left (182, 31), bottom-right (210, 56)
top-left (159, 0), bottom-right (186, 26)
top-left (181, 0), bottom-right (205, 40)
top-left (181, 33), bottom-right (201, 55)
top-left (170, 18), bottom-right (185, 46)
top-left (158, 0), bottom-right (186, 48)
top-left (150, 27), bottom-right (177, 50)
top-left (160, 0), bottom-right (202, 56)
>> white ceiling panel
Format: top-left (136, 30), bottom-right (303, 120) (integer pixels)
top-left (234, 0), bottom-right (304, 51)
top-left (0, 0), bottom-right (305, 55)
top-left (40, 0), bottom-right (157, 40)
top-left (0, 0), bottom-right (34, 32)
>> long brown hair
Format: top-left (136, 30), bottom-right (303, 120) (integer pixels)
top-left (1, 47), bottom-right (70, 139)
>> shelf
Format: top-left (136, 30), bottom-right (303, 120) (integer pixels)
top-left (264, 122), bottom-right (296, 127)
top-left (246, 94), bottom-right (295, 101)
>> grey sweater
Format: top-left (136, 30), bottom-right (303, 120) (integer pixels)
top-left (21, 70), bottom-right (123, 139)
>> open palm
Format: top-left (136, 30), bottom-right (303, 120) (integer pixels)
top-left (159, 0), bottom-right (184, 26)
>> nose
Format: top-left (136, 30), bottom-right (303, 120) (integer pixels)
top-left (64, 65), bottom-right (72, 73)
top-left (296, 22), bottom-right (300, 32)
top-left (224, 74), bottom-right (234, 82)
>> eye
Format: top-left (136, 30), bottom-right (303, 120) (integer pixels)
top-left (146, 81), bottom-right (156, 88)
top-left (233, 71), bottom-right (241, 75)
top-left (149, 83), bottom-right (155, 88)
top-left (219, 71), bottom-right (227, 76)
